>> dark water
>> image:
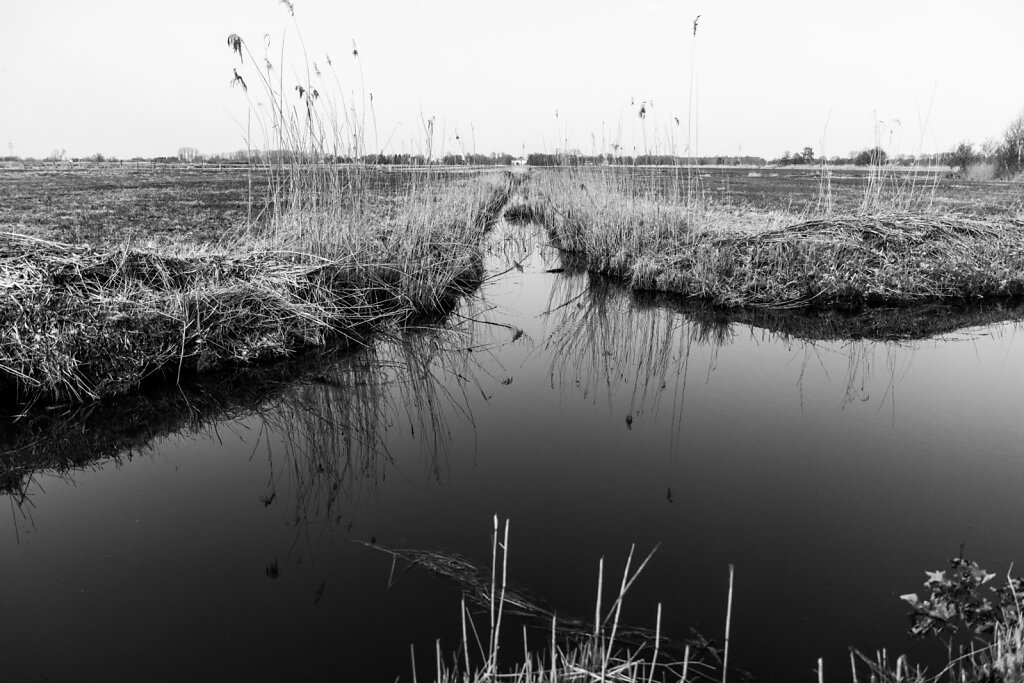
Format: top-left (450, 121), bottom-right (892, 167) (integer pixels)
top-left (4, 223), bottom-right (1024, 681)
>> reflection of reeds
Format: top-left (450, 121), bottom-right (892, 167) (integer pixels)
top-left (0, 321), bottom-right (477, 532)
top-left (671, 297), bottom-right (1024, 342)
top-left (543, 268), bottom-right (717, 427)
top-left (252, 326), bottom-right (478, 523)
top-left (541, 262), bottom-right (1024, 426)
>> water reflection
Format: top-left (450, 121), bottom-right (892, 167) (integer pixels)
top-left (8, 225), bottom-right (1020, 509)
top-left (1, 320), bottom-right (482, 524)
top-left (543, 255), bottom-right (1024, 412)
top-left (4, 223), bottom-right (1024, 681)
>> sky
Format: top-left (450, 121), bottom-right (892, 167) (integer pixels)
top-left (1, 0), bottom-right (1023, 161)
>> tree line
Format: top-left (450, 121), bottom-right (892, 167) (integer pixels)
top-left (768, 111), bottom-right (1024, 178)
top-left (525, 153), bottom-right (768, 167)
top-left (940, 112), bottom-right (1024, 178)
top-left (769, 146), bottom-right (946, 167)
top-left (5, 109), bottom-right (1022, 178)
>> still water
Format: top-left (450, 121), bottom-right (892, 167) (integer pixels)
top-left (3, 223), bottom-right (1024, 681)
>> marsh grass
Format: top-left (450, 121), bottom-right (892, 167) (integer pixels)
top-left (0, 2), bottom-right (517, 405)
top-left (527, 167), bottom-right (1024, 309)
top-left (0, 170), bottom-right (509, 405)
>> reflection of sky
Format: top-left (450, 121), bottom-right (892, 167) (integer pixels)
top-left (4, 226), bottom-right (1024, 680)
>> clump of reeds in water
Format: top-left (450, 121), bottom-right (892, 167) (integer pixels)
top-left (371, 517), bottom-right (741, 683)
top-left (530, 168), bottom-right (1024, 309)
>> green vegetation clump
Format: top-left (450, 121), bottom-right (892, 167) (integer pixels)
top-left (849, 556), bottom-right (1024, 683)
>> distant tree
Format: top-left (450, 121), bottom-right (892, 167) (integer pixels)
top-left (943, 142), bottom-right (976, 172)
top-left (980, 138), bottom-right (1000, 160)
top-left (177, 146), bottom-right (201, 163)
top-left (854, 147), bottom-right (888, 166)
top-left (800, 147), bottom-right (815, 164)
top-left (996, 112), bottom-right (1024, 178)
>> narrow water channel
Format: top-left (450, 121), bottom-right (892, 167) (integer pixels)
top-left (3, 221), bottom-right (1024, 681)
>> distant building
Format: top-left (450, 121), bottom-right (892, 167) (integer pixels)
top-left (511, 157), bottom-right (526, 166)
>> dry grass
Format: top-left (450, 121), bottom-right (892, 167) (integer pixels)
top-left (0, 0), bottom-right (520, 407)
top-left (0, 172), bottom-right (511, 405)
top-left (848, 618), bottom-right (1024, 683)
top-left (371, 518), bottom-right (742, 683)
top-left (527, 168), bottom-right (1024, 309)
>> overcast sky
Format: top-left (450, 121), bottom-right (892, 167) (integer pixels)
top-left (1, 0), bottom-right (1022, 160)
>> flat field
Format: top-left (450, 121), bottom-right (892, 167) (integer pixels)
top-left (0, 165), bottom-right (252, 245)
top-left (2, 165), bottom-right (1022, 248)
top-left (602, 165), bottom-right (1024, 215)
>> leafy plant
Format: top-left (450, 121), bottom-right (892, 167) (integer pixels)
top-left (901, 556), bottom-right (1022, 638)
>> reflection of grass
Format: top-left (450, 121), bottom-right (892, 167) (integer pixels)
top-left (254, 327), bottom-right (478, 524)
top-left (632, 290), bottom-right (1024, 342)
top-left (0, 321), bottom-right (476, 524)
top-left (544, 271), bottom-right (696, 425)
top-left (542, 261), bottom-right (1024, 429)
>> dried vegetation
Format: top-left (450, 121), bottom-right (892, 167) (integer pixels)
top-left (0, 172), bottom-right (512, 405)
top-left (526, 168), bottom-right (1024, 309)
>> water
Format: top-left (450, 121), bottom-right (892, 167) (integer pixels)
top-left (3, 223), bottom-right (1024, 681)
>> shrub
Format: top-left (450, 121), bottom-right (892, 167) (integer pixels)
top-left (996, 112), bottom-right (1024, 179)
top-left (965, 162), bottom-right (997, 181)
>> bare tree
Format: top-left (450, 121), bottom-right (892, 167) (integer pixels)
top-left (999, 113), bottom-right (1024, 177)
top-left (177, 147), bottom-right (202, 163)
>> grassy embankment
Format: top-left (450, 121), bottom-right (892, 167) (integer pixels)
top-left (0, 169), bottom-right (512, 405)
top-left (516, 166), bottom-right (1024, 310)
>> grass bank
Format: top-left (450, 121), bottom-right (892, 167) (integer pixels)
top-left (0, 170), bottom-right (513, 405)
top-left (525, 169), bottom-right (1024, 309)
